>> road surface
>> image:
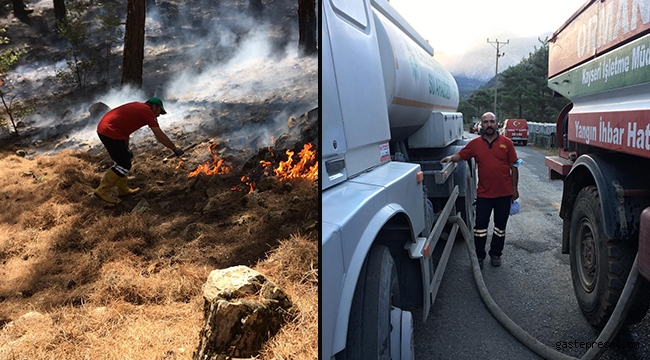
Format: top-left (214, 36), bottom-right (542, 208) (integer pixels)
top-left (413, 142), bottom-right (650, 359)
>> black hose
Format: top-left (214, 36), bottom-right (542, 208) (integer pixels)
top-left (448, 215), bottom-right (641, 360)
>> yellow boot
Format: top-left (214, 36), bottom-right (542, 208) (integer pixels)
top-left (94, 170), bottom-right (120, 204)
top-left (116, 176), bottom-right (141, 197)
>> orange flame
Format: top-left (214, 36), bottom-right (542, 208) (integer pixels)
top-left (188, 144), bottom-right (232, 178)
top-left (260, 160), bottom-right (272, 176)
top-left (274, 143), bottom-right (318, 181)
top-left (231, 142), bottom-right (318, 194)
top-left (241, 175), bottom-right (256, 194)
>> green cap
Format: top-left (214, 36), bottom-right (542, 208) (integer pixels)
top-left (147, 97), bottom-right (167, 114)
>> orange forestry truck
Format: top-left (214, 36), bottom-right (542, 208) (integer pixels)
top-left (546, 0), bottom-right (650, 329)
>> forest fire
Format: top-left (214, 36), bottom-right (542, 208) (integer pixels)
top-left (274, 143), bottom-right (318, 181)
top-left (233, 175), bottom-right (256, 194)
top-left (188, 144), bottom-right (232, 178)
top-left (190, 141), bottom-right (318, 194)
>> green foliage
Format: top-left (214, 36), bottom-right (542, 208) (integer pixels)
top-left (458, 38), bottom-right (570, 123)
top-left (96, 2), bottom-right (124, 84)
top-left (0, 28), bottom-right (26, 77)
top-left (0, 89), bottom-right (34, 136)
top-left (0, 27), bottom-right (27, 135)
top-left (497, 38), bottom-right (568, 122)
top-left (2, 94), bottom-right (35, 134)
top-left (458, 88), bottom-right (492, 122)
top-left (56, 8), bottom-right (96, 89)
top-left (55, 3), bottom-right (124, 89)
top-left (55, 56), bottom-right (95, 88)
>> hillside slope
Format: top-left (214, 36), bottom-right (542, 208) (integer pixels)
top-left (0, 0), bottom-right (318, 358)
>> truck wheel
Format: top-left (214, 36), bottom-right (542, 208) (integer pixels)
top-left (340, 245), bottom-right (413, 360)
top-left (569, 186), bottom-right (650, 328)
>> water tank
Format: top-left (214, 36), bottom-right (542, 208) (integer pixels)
top-left (374, 9), bottom-right (459, 141)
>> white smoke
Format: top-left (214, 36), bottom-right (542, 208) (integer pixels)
top-left (5, 0), bottom-right (317, 159)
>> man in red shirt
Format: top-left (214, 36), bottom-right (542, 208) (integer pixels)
top-left (441, 112), bottom-right (519, 268)
top-left (94, 97), bottom-right (184, 204)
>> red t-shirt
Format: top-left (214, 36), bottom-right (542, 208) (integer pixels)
top-left (458, 134), bottom-right (518, 198)
top-left (97, 102), bottom-right (159, 140)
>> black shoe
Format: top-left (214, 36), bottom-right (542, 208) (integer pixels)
top-left (478, 258), bottom-right (484, 269)
top-left (490, 256), bottom-right (501, 267)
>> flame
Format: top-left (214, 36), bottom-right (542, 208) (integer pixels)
top-left (231, 142), bottom-right (318, 194)
top-left (188, 144), bottom-right (232, 178)
top-left (266, 136), bottom-right (276, 160)
top-left (274, 143), bottom-right (318, 181)
top-left (241, 175), bottom-right (255, 194)
top-left (175, 160), bottom-right (183, 170)
top-left (260, 160), bottom-right (272, 176)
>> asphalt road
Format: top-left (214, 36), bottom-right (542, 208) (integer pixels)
top-left (413, 140), bottom-right (650, 360)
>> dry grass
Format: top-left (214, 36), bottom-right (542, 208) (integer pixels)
top-left (257, 234), bottom-right (318, 360)
top-left (530, 144), bottom-right (558, 156)
top-left (0, 150), bottom-right (318, 360)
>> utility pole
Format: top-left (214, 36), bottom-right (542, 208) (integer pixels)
top-left (487, 38), bottom-right (508, 116)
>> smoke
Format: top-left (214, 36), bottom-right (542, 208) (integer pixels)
top-left (165, 24), bottom-right (285, 103)
top-left (7, 0), bottom-right (317, 160)
top-left (226, 109), bottom-right (295, 151)
top-left (149, 5), bottom-right (316, 157)
top-left (3, 60), bottom-right (64, 106)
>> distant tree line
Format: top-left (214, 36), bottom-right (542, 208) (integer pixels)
top-left (458, 39), bottom-right (570, 124)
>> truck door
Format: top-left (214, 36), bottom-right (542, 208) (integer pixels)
top-left (322, 0), bottom-right (392, 190)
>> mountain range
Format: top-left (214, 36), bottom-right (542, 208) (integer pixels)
top-left (434, 30), bottom-right (552, 97)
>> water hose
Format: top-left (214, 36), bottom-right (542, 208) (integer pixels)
top-left (448, 215), bottom-right (641, 360)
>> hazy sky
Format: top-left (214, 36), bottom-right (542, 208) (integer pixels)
top-left (389, 0), bottom-right (589, 55)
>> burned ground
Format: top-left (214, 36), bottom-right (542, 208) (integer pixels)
top-left (0, 0), bottom-right (317, 358)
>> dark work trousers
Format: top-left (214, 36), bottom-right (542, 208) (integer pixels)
top-left (98, 133), bottom-right (131, 177)
top-left (474, 196), bottom-right (512, 260)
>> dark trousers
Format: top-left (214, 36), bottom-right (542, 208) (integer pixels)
top-left (474, 196), bottom-right (511, 260)
top-left (98, 133), bottom-right (131, 177)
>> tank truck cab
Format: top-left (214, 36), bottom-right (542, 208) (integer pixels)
top-left (322, 0), bottom-right (476, 359)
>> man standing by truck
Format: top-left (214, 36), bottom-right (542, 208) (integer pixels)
top-left (441, 112), bottom-right (519, 268)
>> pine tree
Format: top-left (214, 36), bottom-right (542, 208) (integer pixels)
top-left (461, 39), bottom-right (570, 124)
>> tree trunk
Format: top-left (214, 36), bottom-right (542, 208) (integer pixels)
top-left (12, 0), bottom-right (30, 18)
top-left (0, 90), bottom-right (20, 136)
top-left (122, 0), bottom-right (146, 87)
top-left (298, 0), bottom-right (316, 56)
top-left (53, 0), bottom-right (66, 25)
top-left (249, 0), bottom-right (262, 17)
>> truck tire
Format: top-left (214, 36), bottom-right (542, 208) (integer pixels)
top-left (340, 245), bottom-right (413, 360)
top-left (569, 186), bottom-right (650, 328)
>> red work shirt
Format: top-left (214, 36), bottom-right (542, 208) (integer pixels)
top-left (97, 102), bottom-right (159, 140)
top-left (459, 134), bottom-right (518, 198)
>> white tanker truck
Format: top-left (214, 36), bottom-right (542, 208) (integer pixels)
top-left (322, 0), bottom-right (477, 358)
